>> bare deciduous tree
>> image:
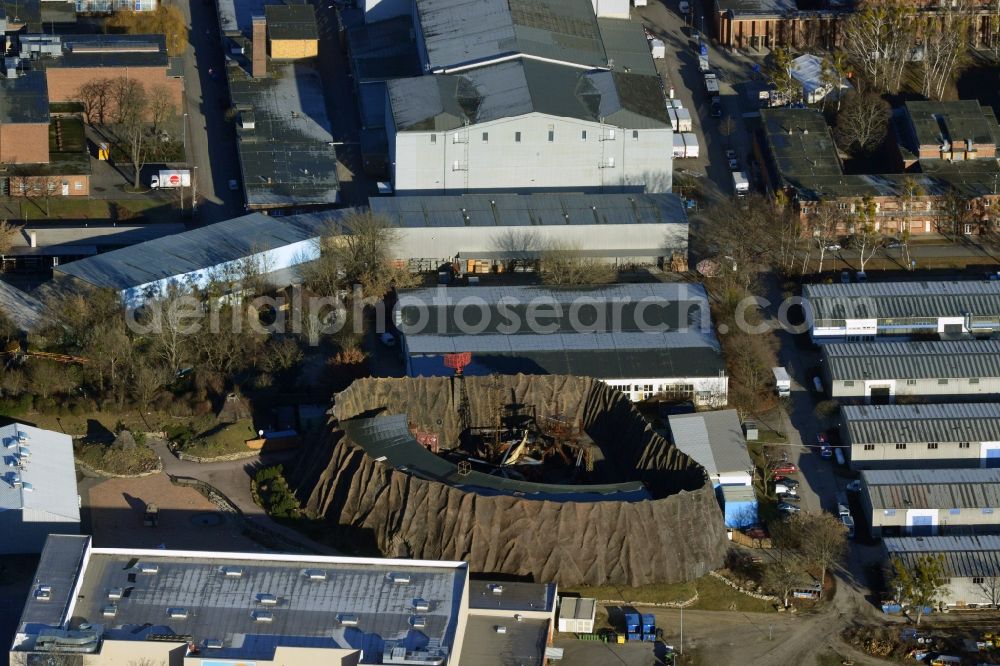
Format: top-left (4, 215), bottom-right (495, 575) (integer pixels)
top-left (539, 243), bottom-right (616, 285)
top-left (148, 83), bottom-right (177, 136)
top-left (0, 219), bottom-right (21, 255)
top-left (977, 575), bottom-right (1000, 608)
top-left (918, 3), bottom-right (969, 100)
top-left (841, 3), bottom-right (914, 94)
top-left (492, 228), bottom-right (542, 272)
top-left (111, 77), bottom-right (150, 190)
top-left (796, 512), bottom-right (848, 598)
top-left (766, 47), bottom-right (799, 105)
top-left (820, 51), bottom-right (850, 111)
top-left (322, 211), bottom-right (416, 298)
top-left (835, 92), bottom-right (891, 155)
top-left (806, 201), bottom-right (843, 274)
top-left (77, 78), bottom-right (112, 126)
top-left (851, 197), bottom-right (884, 272)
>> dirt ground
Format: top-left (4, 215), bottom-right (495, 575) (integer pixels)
top-left (86, 473), bottom-right (262, 552)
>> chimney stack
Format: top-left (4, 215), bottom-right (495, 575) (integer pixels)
top-left (252, 15), bottom-right (266, 79)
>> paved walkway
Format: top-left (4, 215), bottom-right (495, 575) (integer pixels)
top-left (148, 439), bottom-right (340, 555)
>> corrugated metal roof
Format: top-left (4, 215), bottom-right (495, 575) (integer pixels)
top-left (823, 341), bottom-right (1000, 381)
top-left (0, 423), bottom-right (80, 521)
top-left (408, 344), bottom-right (725, 380)
top-left (55, 211), bottom-right (350, 291)
top-left (884, 535), bottom-right (1000, 579)
top-left (397, 282), bottom-right (708, 335)
top-left (414, 0), bottom-right (608, 71)
top-left (804, 281), bottom-right (1000, 321)
top-left (388, 58), bottom-right (668, 131)
top-left (370, 192), bottom-right (688, 228)
top-left (843, 404), bottom-right (1000, 444)
top-left (862, 469), bottom-right (1000, 510)
top-left (668, 410), bottom-right (752, 477)
top-left (559, 596), bottom-right (596, 620)
top-left (0, 279), bottom-right (45, 332)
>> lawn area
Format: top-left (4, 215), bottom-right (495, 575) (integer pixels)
top-left (21, 198), bottom-right (109, 220)
top-left (27, 410), bottom-right (153, 438)
top-left (566, 579), bottom-right (696, 606)
top-left (566, 574), bottom-right (775, 613)
top-left (19, 196), bottom-right (178, 222)
top-left (174, 418), bottom-right (256, 458)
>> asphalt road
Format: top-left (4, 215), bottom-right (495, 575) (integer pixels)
top-left (171, 0), bottom-right (245, 224)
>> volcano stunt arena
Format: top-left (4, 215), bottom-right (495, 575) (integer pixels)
top-left (291, 375), bottom-right (728, 587)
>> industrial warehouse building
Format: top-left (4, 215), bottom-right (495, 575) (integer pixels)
top-left (842, 403), bottom-right (1000, 470)
top-left (804, 281), bottom-right (1000, 342)
top-left (383, 0), bottom-right (672, 194)
top-left (860, 469), bottom-right (1000, 538)
top-left (668, 410), bottom-right (753, 487)
top-left (0, 424), bottom-right (79, 553)
top-left (884, 535), bottom-right (1000, 609)
top-left (369, 192), bottom-right (690, 272)
top-left (53, 211), bottom-right (351, 307)
top-left (820, 341), bottom-right (1000, 401)
top-left (393, 283), bottom-right (727, 405)
top-left (12, 535), bottom-right (559, 666)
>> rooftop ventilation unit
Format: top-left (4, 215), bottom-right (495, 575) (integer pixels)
top-left (252, 610), bottom-right (273, 622)
top-left (257, 593), bottom-right (277, 606)
top-left (22, 482), bottom-right (33, 492)
top-left (410, 616), bottom-right (427, 628)
top-left (303, 569), bottom-right (327, 581)
top-left (413, 599), bottom-right (430, 612)
top-left (138, 563), bottom-right (159, 574)
top-left (107, 588), bottom-right (124, 600)
top-left (17, 430), bottom-right (29, 440)
top-left (101, 604), bottom-right (118, 617)
top-left (387, 573), bottom-right (411, 584)
top-left (222, 566), bottom-right (243, 578)
top-left (495, 625), bottom-right (507, 634)
top-left (34, 586), bottom-right (52, 601)
top-left (167, 607), bottom-right (188, 619)
top-left (489, 584), bottom-right (504, 595)
top-left (18, 445), bottom-right (30, 457)
top-left (337, 613), bottom-right (359, 626)
top-left (204, 639), bottom-right (224, 649)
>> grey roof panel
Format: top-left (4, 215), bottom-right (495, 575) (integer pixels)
top-left (57, 548), bottom-right (467, 662)
top-left (884, 535), bottom-right (1000, 579)
top-left (371, 192), bottom-right (687, 228)
top-left (862, 468), bottom-right (1000, 510)
top-left (388, 59), bottom-right (668, 131)
top-left (17, 535), bottom-right (89, 629)
top-left (668, 410), bottom-right (752, 477)
top-left (228, 59), bottom-right (340, 207)
top-left (823, 341), bottom-right (1000, 381)
top-left (804, 281), bottom-right (1000, 321)
top-left (843, 403), bottom-right (1000, 445)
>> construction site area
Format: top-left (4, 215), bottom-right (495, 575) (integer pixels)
top-left (290, 373), bottom-right (729, 587)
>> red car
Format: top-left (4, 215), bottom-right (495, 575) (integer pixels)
top-left (773, 462), bottom-right (798, 475)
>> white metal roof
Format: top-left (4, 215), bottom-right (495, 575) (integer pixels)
top-left (0, 423), bottom-right (80, 521)
top-left (823, 340), bottom-right (1000, 380)
top-left (668, 410), bottom-right (752, 477)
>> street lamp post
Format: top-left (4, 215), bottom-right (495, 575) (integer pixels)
top-left (192, 165), bottom-right (198, 216)
top-left (182, 112), bottom-right (189, 214)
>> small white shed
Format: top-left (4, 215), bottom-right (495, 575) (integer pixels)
top-left (558, 597), bottom-right (596, 633)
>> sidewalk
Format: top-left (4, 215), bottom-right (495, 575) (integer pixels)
top-left (150, 439), bottom-right (340, 555)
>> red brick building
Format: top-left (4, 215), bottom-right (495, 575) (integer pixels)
top-left (757, 103), bottom-right (1000, 239)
